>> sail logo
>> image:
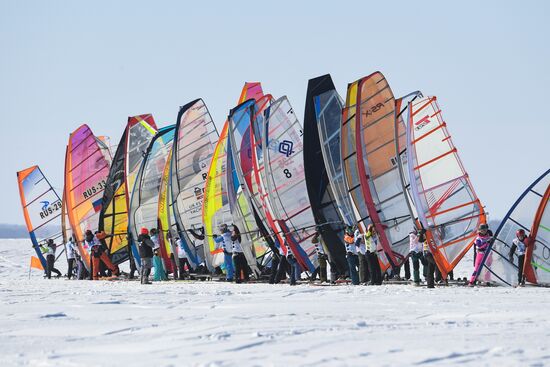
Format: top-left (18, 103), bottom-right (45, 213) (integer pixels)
top-left (82, 180), bottom-right (107, 200)
top-left (415, 115), bottom-right (430, 131)
top-left (39, 200), bottom-right (61, 219)
top-left (364, 102), bottom-right (385, 117)
top-left (278, 140), bottom-right (294, 157)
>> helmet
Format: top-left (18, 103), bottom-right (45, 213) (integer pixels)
top-left (516, 229), bottom-right (526, 237)
top-left (478, 223), bottom-right (489, 234)
top-left (140, 227), bottom-right (149, 235)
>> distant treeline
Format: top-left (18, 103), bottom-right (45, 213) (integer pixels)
top-left (0, 224), bottom-right (60, 239)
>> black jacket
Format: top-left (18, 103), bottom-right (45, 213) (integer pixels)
top-left (138, 234), bottom-right (154, 258)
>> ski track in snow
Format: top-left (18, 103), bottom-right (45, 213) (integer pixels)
top-left (1, 239), bottom-right (549, 367)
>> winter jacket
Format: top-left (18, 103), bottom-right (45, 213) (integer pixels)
top-left (138, 234), bottom-right (154, 258)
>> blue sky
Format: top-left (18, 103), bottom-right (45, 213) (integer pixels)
top-left (2, 0), bottom-right (549, 225)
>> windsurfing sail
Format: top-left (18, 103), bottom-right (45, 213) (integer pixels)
top-left (128, 125), bottom-right (176, 266)
top-left (157, 146), bottom-right (175, 272)
top-left (525, 182), bottom-right (550, 285)
top-left (17, 166), bottom-right (63, 269)
top-left (226, 137), bottom-right (261, 276)
top-left (202, 83), bottom-right (265, 270)
top-left (314, 89), bottom-right (355, 226)
top-left (355, 72), bottom-right (415, 268)
top-left (478, 170), bottom-right (550, 286)
top-left (171, 99), bottom-right (219, 267)
top-left (64, 124), bottom-right (112, 268)
top-left (341, 80), bottom-right (391, 270)
top-left (99, 114), bottom-right (157, 265)
top-left (228, 96), bottom-right (277, 268)
top-left (304, 75), bottom-right (347, 273)
top-left (407, 96), bottom-right (484, 277)
top-left (263, 96), bottom-right (318, 272)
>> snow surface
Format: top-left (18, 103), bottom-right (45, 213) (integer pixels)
top-left (1, 239), bottom-right (549, 367)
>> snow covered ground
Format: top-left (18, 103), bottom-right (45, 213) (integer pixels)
top-left (1, 239), bottom-right (549, 367)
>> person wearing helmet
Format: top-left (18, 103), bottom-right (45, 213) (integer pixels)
top-left (137, 227), bottom-right (154, 284)
top-left (469, 223), bottom-right (493, 285)
top-left (214, 223), bottom-right (234, 282)
top-left (343, 226), bottom-right (359, 285)
top-left (509, 229), bottom-right (528, 285)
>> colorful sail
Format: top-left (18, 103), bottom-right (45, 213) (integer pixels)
top-left (17, 166), bottom-right (63, 269)
top-left (355, 72), bottom-right (414, 267)
top-left (525, 182), bottom-right (550, 285)
top-left (98, 115), bottom-right (157, 265)
top-left (250, 98), bottom-right (287, 256)
top-left (314, 88), bottom-right (355, 226)
top-left (64, 124), bottom-right (112, 268)
top-left (226, 138), bottom-right (261, 275)
top-left (263, 96), bottom-right (318, 272)
top-left (228, 96), bottom-right (277, 267)
top-left (305, 75), bottom-right (347, 273)
top-left (407, 96), bottom-right (485, 276)
top-left (478, 170), bottom-right (550, 286)
top-left (171, 99), bottom-right (219, 266)
top-left (157, 146), bottom-right (175, 272)
top-left (202, 83), bottom-right (265, 270)
top-left (128, 126), bottom-right (176, 265)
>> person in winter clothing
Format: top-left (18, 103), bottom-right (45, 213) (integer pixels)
top-left (284, 241), bottom-right (300, 285)
top-left (311, 231), bottom-right (328, 283)
top-left (87, 230), bottom-right (120, 280)
top-left (364, 224), bottom-right (383, 285)
top-left (166, 231), bottom-right (179, 280)
top-left (214, 224), bottom-right (234, 281)
top-left (355, 227), bottom-right (369, 284)
top-left (509, 228), bottom-right (528, 285)
top-left (409, 228), bottom-right (425, 286)
top-left (344, 226), bottom-right (359, 285)
top-left (423, 241), bottom-right (436, 288)
top-left (269, 244), bottom-right (282, 284)
top-left (150, 229), bottom-right (167, 281)
top-left (230, 225), bottom-right (248, 283)
top-left (273, 244), bottom-right (291, 284)
top-left (137, 228), bottom-right (154, 284)
top-left (469, 223), bottom-right (492, 285)
top-left (42, 239), bottom-right (62, 279)
top-left (176, 236), bottom-right (192, 280)
top-left (66, 236), bottom-right (77, 279)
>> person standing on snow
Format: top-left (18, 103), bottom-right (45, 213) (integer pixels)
top-left (344, 226), bottom-right (359, 285)
top-left (214, 224), bottom-right (234, 282)
top-left (355, 227), bottom-right (369, 284)
top-left (231, 225), bottom-right (248, 283)
top-left (509, 229), bottom-right (528, 286)
top-left (409, 228), bottom-right (425, 286)
top-left (66, 236), bottom-right (77, 279)
top-left (176, 236), bottom-right (193, 280)
top-left (87, 230), bottom-right (120, 280)
top-left (364, 224), bottom-right (382, 285)
top-left (137, 228), bottom-right (154, 284)
top-left (284, 240), bottom-right (300, 286)
top-left (41, 239), bottom-right (62, 279)
top-left (150, 228), bottom-right (167, 281)
top-left (166, 231), bottom-right (178, 280)
top-left (311, 230), bottom-right (328, 283)
top-left (469, 223), bottom-right (492, 285)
